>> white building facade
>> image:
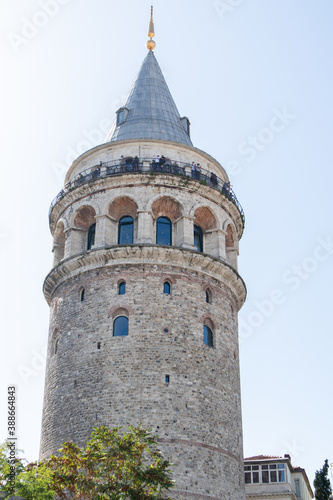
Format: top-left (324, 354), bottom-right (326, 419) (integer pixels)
top-left (244, 455), bottom-right (314, 500)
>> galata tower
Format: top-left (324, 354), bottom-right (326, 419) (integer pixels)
top-left (40, 9), bottom-right (247, 500)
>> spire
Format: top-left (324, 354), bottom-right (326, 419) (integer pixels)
top-left (105, 50), bottom-right (193, 146)
top-left (146, 6), bottom-right (156, 51)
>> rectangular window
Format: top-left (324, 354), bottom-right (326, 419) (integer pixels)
top-left (295, 479), bottom-right (301, 497)
top-left (270, 470), bottom-right (277, 482)
top-left (244, 465), bottom-right (260, 484)
top-left (278, 463), bottom-right (286, 482)
top-left (117, 109), bottom-right (124, 125)
top-left (244, 463), bottom-right (286, 485)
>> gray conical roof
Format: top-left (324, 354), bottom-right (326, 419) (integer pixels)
top-left (105, 51), bottom-right (192, 146)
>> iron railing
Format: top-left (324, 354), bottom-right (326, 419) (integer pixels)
top-left (49, 158), bottom-right (244, 222)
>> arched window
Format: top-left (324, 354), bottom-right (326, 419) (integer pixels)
top-left (163, 281), bottom-right (171, 295)
top-left (118, 216), bottom-right (134, 244)
top-left (54, 338), bottom-right (59, 354)
top-left (80, 288), bottom-right (85, 302)
top-left (87, 223), bottom-right (96, 250)
top-left (203, 325), bottom-right (213, 348)
top-left (156, 217), bottom-right (172, 246)
top-left (118, 281), bottom-right (126, 295)
top-left (194, 225), bottom-right (203, 252)
top-left (113, 316), bottom-right (129, 337)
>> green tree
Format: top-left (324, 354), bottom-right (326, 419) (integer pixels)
top-left (314, 459), bottom-right (332, 500)
top-left (15, 465), bottom-right (55, 500)
top-left (0, 442), bottom-right (25, 495)
top-left (0, 441), bottom-right (55, 500)
top-left (1, 426), bottom-right (174, 499)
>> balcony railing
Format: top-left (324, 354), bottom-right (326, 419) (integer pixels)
top-left (49, 158), bottom-right (244, 222)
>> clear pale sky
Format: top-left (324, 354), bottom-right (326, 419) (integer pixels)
top-left (0, 0), bottom-right (332, 490)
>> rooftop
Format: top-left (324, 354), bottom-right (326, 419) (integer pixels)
top-left (105, 51), bottom-right (193, 146)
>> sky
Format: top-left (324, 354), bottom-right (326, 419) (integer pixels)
top-left (0, 0), bottom-right (332, 491)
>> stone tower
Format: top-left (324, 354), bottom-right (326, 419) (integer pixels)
top-left (40, 13), bottom-right (246, 500)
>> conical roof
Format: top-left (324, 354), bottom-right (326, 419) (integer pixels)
top-left (105, 51), bottom-right (192, 146)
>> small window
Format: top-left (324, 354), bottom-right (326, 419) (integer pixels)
top-left (180, 116), bottom-right (190, 136)
top-left (205, 289), bottom-right (211, 304)
top-left (113, 316), bottom-right (129, 337)
top-left (163, 281), bottom-right (171, 295)
top-left (203, 325), bottom-right (213, 347)
top-left (118, 281), bottom-right (126, 295)
top-left (116, 107), bottom-right (128, 126)
top-left (165, 375), bottom-right (170, 384)
top-left (156, 217), bottom-right (172, 246)
top-left (118, 216), bottom-right (134, 244)
top-left (87, 223), bottom-right (96, 250)
top-left (295, 479), bottom-right (301, 497)
top-left (278, 464), bottom-right (286, 483)
top-left (194, 225), bottom-right (203, 252)
top-left (262, 465), bottom-right (269, 483)
top-left (80, 288), bottom-right (85, 302)
top-left (244, 465), bottom-right (260, 484)
top-left (52, 329), bottom-right (59, 356)
top-left (118, 109), bottom-right (125, 125)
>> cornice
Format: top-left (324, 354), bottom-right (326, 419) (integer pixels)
top-left (43, 245), bottom-right (247, 308)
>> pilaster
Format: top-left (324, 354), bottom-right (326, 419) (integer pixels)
top-left (137, 211), bottom-right (153, 243)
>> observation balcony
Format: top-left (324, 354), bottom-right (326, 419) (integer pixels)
top-left (49, 158), bottom-right (244, 224)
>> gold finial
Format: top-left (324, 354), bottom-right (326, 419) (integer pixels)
top-left (148, 6), bottom-right (154, 37)
top-left (146, 6), bottom-right (156, 51)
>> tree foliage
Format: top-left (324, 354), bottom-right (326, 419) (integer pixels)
top-left (0, 442), bottom-right (25, 495)
top-left (314, 459), bottom-right (332, 500)
top-left (0, 426), bottom-right (174, 500)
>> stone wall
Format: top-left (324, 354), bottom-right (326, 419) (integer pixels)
top-left (41, 137), bottom-right (246, 499)
top-left (40, 252), bottom-right (245, 499)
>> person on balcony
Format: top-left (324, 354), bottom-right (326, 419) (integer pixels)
top-left (133, 156), bottom-right (139, 170)
top-left (194, 163), bottom-right (201, 180)
top-left (222, 182), bottom-right (232, 199)
top-left (210, 172), bottom-right (218, 186)
top-left (92, 165), bottom-right (100, 178)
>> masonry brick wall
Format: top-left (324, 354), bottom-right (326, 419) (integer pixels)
top-left (41, 139), bottom-right (246, 500)
top-left (41, 257), bottom-right (245, 499)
